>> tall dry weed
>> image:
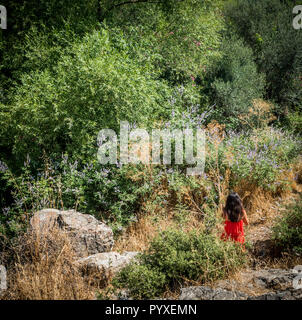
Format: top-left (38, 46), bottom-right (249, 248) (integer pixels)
top-left (2, 227), bottom-right (96, 300)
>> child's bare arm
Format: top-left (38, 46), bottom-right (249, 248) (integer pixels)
top-left (242, 209), bottom-right (249, 225)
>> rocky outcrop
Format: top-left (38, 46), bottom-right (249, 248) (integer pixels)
top-left (179, 286), bottom-right (248, 300)
top-left (248, 289), bottom-right (302, 300)
top-left (77, 251), bottom-right (139, 279)
top-left (179, 268), bottom-right (302, 300)
top-left (251, 268), bottom-right (295, 291)
top-left (30, 208), bottom-right (60, 231)
top-left (247, 268), bottom-right (302, 299)
top-left (30, 209), bottom-right (141, 289)
top-left (30, 208), bottom-right (114, 257)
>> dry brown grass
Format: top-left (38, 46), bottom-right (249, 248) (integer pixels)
top-left (2, 227), bottom-right (97, 300)
top-left (114, 209), bottom-right (204, 252)
top-left (114, 214), bottom-right (171, 252)
top-left (260, 255), bottom-right (302, 269)
top-left (239, 99), bottom-right (276, 128)
top-left (233, 180), bottom-right (298, 245)
top-left (235, 183), bottom-right (275, 218)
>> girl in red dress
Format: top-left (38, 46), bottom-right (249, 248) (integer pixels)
top-left (221, 192), bottom-right (249, 244)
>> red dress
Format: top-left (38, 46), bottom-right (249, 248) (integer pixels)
top-left (221, 219), bottom-right (245, 244)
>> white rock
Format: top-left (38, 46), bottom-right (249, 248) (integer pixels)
top-left (77, 251), bottom-right (139, 278)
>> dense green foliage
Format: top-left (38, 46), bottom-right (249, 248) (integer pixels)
top-left (113, 264), bottom-right (167, 300)
top-left (1, 0), bottom-right (301, 231)
top-left (0, 1), bottom-right (301, 297)
top-left (114, 229), bottom-right (246, 299)
top-left (1, 29), bottom-right (172, 163)
top-left (225, 0), bottom-right (302, 112)
top-left (206, 37), bottom-right (265, 128)
top-left (273, 197), bottom-right (302, 255)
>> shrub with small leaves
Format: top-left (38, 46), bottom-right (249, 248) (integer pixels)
top-left (113, 264), bottom-right (166, 300)
top-left (114, 229), bottom-right (246, 299)
top-left (273, 197), bottom-right (302, 255)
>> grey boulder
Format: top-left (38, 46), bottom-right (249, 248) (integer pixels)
top-left (30, 208), bottom-right (114, 257)
top-left (179, 286), bottom-right (248, 300)
top-left (251, 268), bottom-right (296, 291)
top-left (76, 251), bottom-right (139, 279)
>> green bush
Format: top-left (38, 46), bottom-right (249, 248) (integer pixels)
top-left (114, 229), bottom-right (246, 299)
top-left (0, 28), bottom-right (172, 165)
top-left (104, 0), bottom-right (225, 85)
top-left (273, 197), bottom-right (302, 255)
top-left (113, 264), bottom-right (166, 300)
top-left (225, 0), bottom-right (302, 110)
top-left (0, 1), bottom-right (99, 101)
top-left (205, 37), bottom-right (265, 129)
top-left (284, 111), bottom-right (302, 135)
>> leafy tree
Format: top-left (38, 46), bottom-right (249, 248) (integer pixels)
top-left (204, 36), bottom-right (265, 128)
top-left (225, 0), bottom-right (302, 112)
top-left (103, 0), bottom-right (225, 84)
top-left (0, 29), bottom-right (171, 165)
top-left (0, 0), bottom-right (99, 103)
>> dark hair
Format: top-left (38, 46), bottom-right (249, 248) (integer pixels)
top-left (224, 192), bottom-right (244, 222)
